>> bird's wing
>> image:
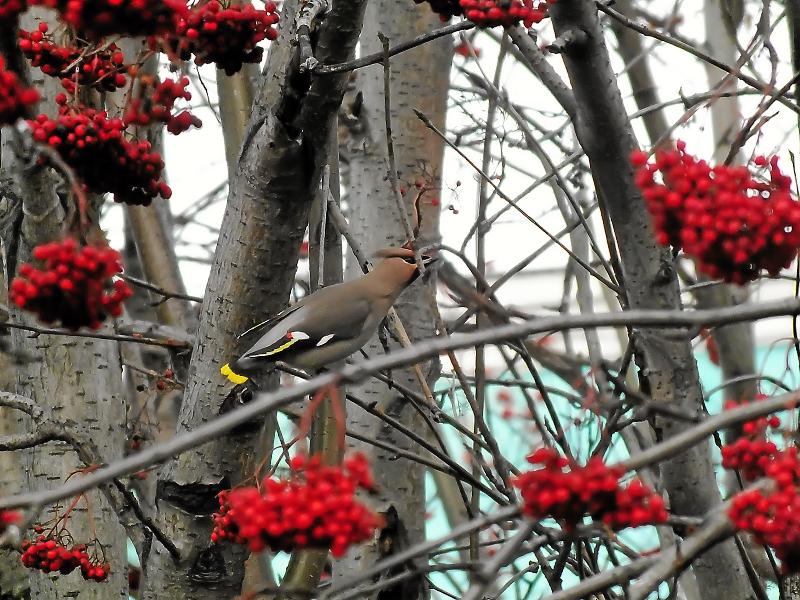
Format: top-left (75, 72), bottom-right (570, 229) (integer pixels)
top-left (238, 290), bottom-right (372, 362)
top-left (235, 301), bottom-right (307, 340)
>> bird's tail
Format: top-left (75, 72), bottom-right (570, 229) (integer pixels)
top-left (221, 363), bottom-right (249, 385)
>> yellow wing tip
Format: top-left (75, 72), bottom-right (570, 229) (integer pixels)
top-left (221, 363), bottom-right (249, 385)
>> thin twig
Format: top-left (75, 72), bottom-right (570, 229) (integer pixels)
top-left (0, 300), bottom-right (799, 509)
top-left (296, 0), bottom-right (329, 72)
top-left (3, 319), bottom-right (191, 349)
top-left (317, 165), bottom-right (330, 285)
top-left (317, 21), bottom-right (473, 74)
top-left (119, 273), bottom-right (203, 303)
top-left (596, 0), bottom-right (800, 115)
top-left (413, 109), bottom-right (620, 293)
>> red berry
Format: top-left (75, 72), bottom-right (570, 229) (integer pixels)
top-left (631, 143), bottom-right (800, 284)
top-left (513, 448), bottom-right (667, 530)
top-left (19, 28), bottom-right (129, 94)
top-left (154, 2), bottom-right (280, 75)
top-left (11, 239), bottom-right (132, 330)
top-left (27, 103), bottom-right (169, 206)
top-left (210, 453), bottom-right (382, 556)
top-left (0, 55), bottom-right (38, 124)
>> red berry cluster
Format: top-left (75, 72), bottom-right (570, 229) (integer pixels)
top-left (721, 395), bottom-right (781, 481)
top-left (10, 239), bottom-right (133, 330)
top-left (631, 142), bottom-right (800, 284)
top-left (513, 448), bottom-right (668, 530)
top-left (21, 537), bottom-right (110, 581)
top-left (211, 453), bottom-right (383, 557)
top-left (18, 24), bottom-right (127, 94)
top-left (728, 394), bottom-right (782, 437)
top-left (124, 76), bottom-right (201, 135)
top-left (163, 1), bottom-right (279, 75)
top-left (0, 510), bottom-right (20, 533)
top-left (0, 0), bottom-right (27, 21)
top-left (31, 0), bottom-right (189, 39)
top-left (723, 438), bottom-right (779, 482)
top-left (155, 367), bottom-right (175, 391)
top-left (729, 447), bottom-right (800, 572)
top-left (29, 100), bottom-right (171, 205)
top-left (460, 0), bottom-right (553, 27)
top-left (0, 55), bottom-right (39, 124)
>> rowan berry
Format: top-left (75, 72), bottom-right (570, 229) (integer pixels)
top-left (11, 239), bottom-right (133, 330)
top-left (21, 535), bottom-right (110, 581)
top-left (730, 448), bottom-right (800, 572)
top-left (0, 0), bottom-right (27, 21)
top-left (631, 143), bottom-right (800, 284)
top-left (0, 55), bottom-right (39, 123)
top-left (157, 1), bottom-right (279, 75)
top-left (30, 0), bottom-right (189, 39)
top-left (212, 453), bottom-right (382, 557)
top-left (124, 76), bottom-right (201, 136)
top-left (28, 101), bottom-right (171, 205)
top-left (514, 447), bottom-right (667, 530)
top-left (0, 510), bottom-right (20, 533)
top-left (19, 25), bottom-right (127, 93)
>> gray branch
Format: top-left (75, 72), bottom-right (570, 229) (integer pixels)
top-left (1, 299), bottom-right (798, 510)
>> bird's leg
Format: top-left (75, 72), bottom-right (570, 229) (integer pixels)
top-left (378, 319), bottom-right (391, 354)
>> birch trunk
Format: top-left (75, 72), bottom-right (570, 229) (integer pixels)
top-left (0, 9), bottom-right (128, 599)
top-left (333, 3), bottom-right (451, 598)
top-left (141, 1), bottom-right (368, 597)
top-left (0, 245), bottom-right (27, 597)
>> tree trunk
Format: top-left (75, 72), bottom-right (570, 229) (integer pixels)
top-left (608, 0), bottom-right (670, 148)
top-left (547, 1), bottom-right (753, 597)
top-left (333, 2), bottom-right (451, 598)
top-left (0, 245), bottom-right (28, 598)
top-left (141, 1), bottom-right (369, 597)
top-left (0, 9), bottom-right (128, 600)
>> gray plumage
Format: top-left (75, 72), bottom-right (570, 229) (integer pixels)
top-left (221, 249), bottom-right (436, 383)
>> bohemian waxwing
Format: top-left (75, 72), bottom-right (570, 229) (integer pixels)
top-left (221, 247), bottom-right (437, 384)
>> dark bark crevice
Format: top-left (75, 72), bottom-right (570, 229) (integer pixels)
top-left (156, 479), bottom-right (230, 516)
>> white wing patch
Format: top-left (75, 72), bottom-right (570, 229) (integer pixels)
top-left (316, 334), bottom-right (335, 347)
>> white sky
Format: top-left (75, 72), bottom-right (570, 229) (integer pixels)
top-left (100, 0), bottom-right (800, 356)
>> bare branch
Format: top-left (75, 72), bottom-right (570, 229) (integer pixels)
top-left (596, 0), bottom-right (800, 116)
top-left (3, 319), bottom-right (191, 349)
top-left (296, 0), bottom-right (329, 72)
top-left (1, 299), bottom-right (798, 510)
top-left (317, 20), bottom-right (473, 74)
top-left (0, 392), bottom-right (42, 418)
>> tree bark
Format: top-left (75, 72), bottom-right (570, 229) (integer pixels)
top-left (0, 9), bottom-right (128, 600)
top-left (0, 246), bottom-right (28, 598)
top-left (332, 2), bottom-right (451, 598)
top-left (142, 1), bottom-right (369, 597)
top-left (547, 1), bottom-right (753, 597)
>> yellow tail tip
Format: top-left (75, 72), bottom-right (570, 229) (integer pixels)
top-left (221, 363), bottom-right (249, 385)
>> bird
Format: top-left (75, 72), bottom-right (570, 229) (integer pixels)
top-left (220, 247), bottom-right (437, 384)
